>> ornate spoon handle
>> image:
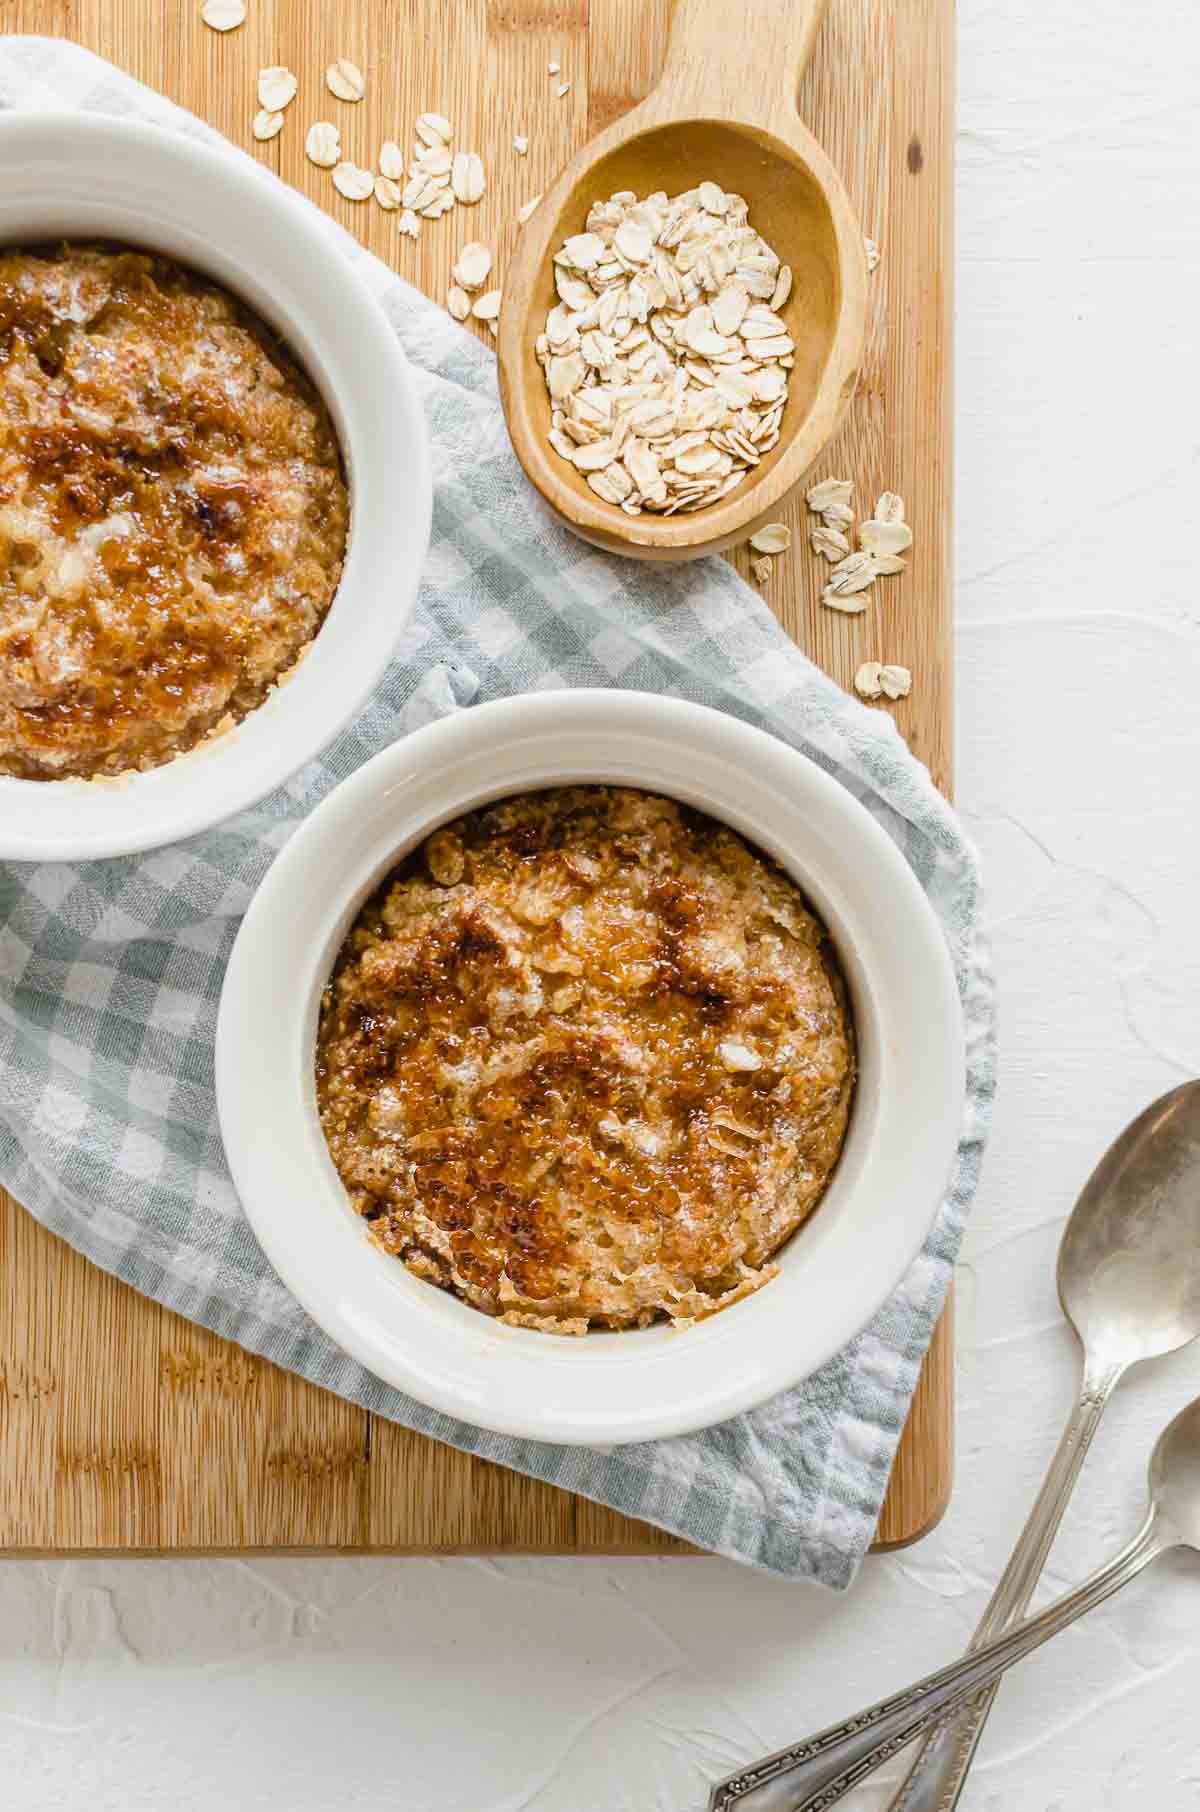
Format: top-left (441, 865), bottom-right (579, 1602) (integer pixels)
top-left (707, 1511), bottom-right (1164, 1812)
top-left (887, 1359), bottom-right (1123, 1812)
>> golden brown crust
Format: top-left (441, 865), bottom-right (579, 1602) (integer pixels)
top-left (315, 787), bottom-right (855, 1334)
top-left (0, 244), bottom-right (348, 780)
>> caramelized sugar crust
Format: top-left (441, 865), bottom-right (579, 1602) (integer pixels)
top-left (0, 244), bottom-right (348, 779)
top-left (316, 787), bottom-right (855, 1334)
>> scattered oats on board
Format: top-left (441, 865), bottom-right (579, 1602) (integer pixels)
top-left (472, 289), bottom-right (502, 322)
top-left (451, 152), bottom-right (486, 204)
top-left (305, 121), bottom-right (340, 168)
top-left (453, 242), bottom-right (492, 291)
top-left (374, 176), bottom-right (402, 211)
top-left (446, 285), bottom-right (471, 322)
top-left (514, 134), bottom-right (529, 155)
top-left (517, 193), bottom-right (542, 224)
top-left (252, 109), bottom-right (284, 142)
top-left (556, 82), bottom-right (572, 99)
top-left (332, 161), bottom-right (374, 202)
top-left (751, 556), bottom-right (773, 586)
top-left (535, 183), bottom-right (795, 517)
top-left (201, 0), bottom-right (245, 30)
top-left (864, 235), bottom-right (880, 272)
top-left (326, 59), bottom-right (365, 103)
top-left (257, 67), bottom-right (297, 112)
top-left (749, 523), bottom-right (791, 555)
top-left (854, 661), bottom-right (884, 699)
top-left (547, 59), bottom-right (560, 74)
top-left (810, 487), bottom-right (912, 611)
top-left (378, 141), bottom-right (405, 181)
top-left (397, 209), bottom-right (421, 240)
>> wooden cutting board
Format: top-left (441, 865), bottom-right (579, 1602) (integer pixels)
top-left (0, 0), bottom-right (953, 1554)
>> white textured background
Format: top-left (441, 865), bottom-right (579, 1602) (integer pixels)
top-left (5, 3), bottom-right (1200, 1807)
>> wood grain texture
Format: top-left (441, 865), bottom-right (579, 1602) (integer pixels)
top-left (0, 0), bottom-right (953, 1555)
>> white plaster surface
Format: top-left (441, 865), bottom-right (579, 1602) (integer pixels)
top-left (4, 3), bottom-right (1200, 1806)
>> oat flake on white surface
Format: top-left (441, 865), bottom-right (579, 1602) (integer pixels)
top-left (251, 108), bottom-right (284, 141)
top-left (332, 161), bottom-right (374, 201)
top-left (257, 66), bottom-right (296, 112)
top-left (200, 0), bottom-right (245, 30)
top-left (304, 121), bottom-right (340, 167)
top-left (326, 59), bottom-right (365, 102)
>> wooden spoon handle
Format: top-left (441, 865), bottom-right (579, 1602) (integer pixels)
top-left (658, 0), bottom-right (830, 130)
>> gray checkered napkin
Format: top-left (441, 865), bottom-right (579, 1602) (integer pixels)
top-left (0, 37), bottom-right (995, 1585)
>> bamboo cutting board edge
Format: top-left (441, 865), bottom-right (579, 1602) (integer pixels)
top-left (0, 0), bottom-right (954, 1557)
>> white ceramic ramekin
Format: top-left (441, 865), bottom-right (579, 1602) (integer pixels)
top-left (0, 113), bottom-right (430, 861)
top-left (216, 692), bottom-right (965, 1446)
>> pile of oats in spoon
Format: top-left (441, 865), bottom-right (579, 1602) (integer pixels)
top-left (536, 185), bottom-right (794, 516)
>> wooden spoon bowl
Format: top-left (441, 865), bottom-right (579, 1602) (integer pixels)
top-left (497, 0), bottom-right (867, 562)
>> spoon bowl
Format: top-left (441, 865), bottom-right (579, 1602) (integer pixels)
top-left (1058, 1080), bottom-right (1200, 1368)
top-left (497, 0), bottom-right (866, 561)
top-left (1150, 1394), bottom-right (1200, 1550)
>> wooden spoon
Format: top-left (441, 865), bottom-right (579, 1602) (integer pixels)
top-left (497, 0), bottom-right (867, 563)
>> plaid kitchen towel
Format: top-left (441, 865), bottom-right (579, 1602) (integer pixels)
top-left (0, 36), bottom-right (995, 1586)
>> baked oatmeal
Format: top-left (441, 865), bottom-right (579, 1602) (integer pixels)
top-left (0, 244), bottom-right (349, 780)
top-left (315, 787), bottom-right (855, 1334)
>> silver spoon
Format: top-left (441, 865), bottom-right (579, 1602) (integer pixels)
top-left (885, 1079), bottom-right (1200, 1812)
top-left (708, 1080), bottom-right (1200, 1812)
top-left (708, 1389), bottom-right (1200, 1810)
